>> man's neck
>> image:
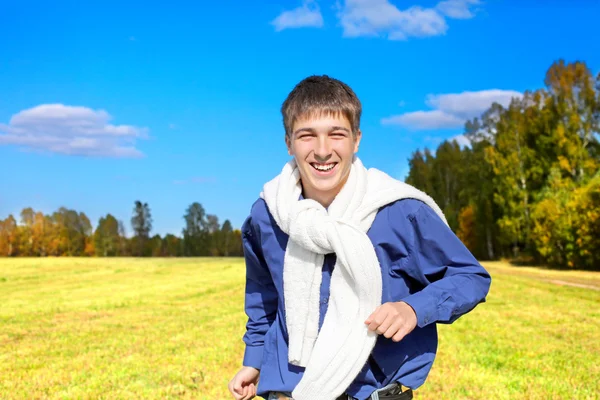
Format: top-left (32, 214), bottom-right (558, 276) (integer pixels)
top-left (300, 176), bottom-right (350, 209)
top-left (302, 189), bottom-right (337, 208)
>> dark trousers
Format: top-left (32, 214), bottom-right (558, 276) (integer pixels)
top-left (268, 383), bottom-right (413, 400)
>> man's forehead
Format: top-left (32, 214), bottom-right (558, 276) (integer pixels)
top-left (293, 111), bottom-right (351, 129)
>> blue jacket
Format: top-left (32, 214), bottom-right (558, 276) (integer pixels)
top-left (241, 197), bottom-right (491, 400)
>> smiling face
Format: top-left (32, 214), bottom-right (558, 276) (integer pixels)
top-left (286, 112), bottom-right (361, 208)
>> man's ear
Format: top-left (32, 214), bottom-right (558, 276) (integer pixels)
top-left (353, 129), bottom-right (362, 153)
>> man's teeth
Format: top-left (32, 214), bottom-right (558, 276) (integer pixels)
top-left (312, 163), bottom-right (336, 171)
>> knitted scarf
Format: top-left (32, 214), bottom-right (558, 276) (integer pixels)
top-left (260, 157), bottom-right (447, 400)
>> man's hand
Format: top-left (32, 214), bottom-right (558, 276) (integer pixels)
top-left (228, 366), bottom-right (260, 400)
top-left (365, 301), bottom-right (417, 342)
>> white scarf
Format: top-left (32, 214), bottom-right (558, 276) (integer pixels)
top-left (260, 157), bottom-right (447, 400)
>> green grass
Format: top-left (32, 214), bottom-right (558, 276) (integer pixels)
top-left (0, 258), bottom-right (598, 399)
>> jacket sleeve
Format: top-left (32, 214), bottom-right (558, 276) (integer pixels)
top-left (398, 202), bottom-right (492, 328)
top-left (241, 215), bottom-right (278, 369)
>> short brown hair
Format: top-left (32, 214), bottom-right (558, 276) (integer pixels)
top-left (281, 75), bottom-right (362, 138)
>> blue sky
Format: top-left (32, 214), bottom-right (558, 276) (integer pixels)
top-left (1, 0), bottom-right (599, 236)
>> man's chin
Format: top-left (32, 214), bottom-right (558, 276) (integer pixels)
top-left (312, 180), bottom-right (342, 194)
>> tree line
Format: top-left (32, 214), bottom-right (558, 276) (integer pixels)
top-left (406, 60), bottom-right (600, 270)
top-left (0, 201), bottom-right (243, 257)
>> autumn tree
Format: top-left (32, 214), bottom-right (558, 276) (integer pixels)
top-left (19, 208), bottom-right (35, 256)
top-left (544, 60), bottom-right (600, 182)
top-left (1, 204), bottom-right (240, 258)
top-left (0, 215), bottom-right (18, 256)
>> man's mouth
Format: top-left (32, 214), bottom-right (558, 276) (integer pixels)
top-left (310, 162), bottom-right (337, 172)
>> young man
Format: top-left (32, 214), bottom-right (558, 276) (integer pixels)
top-left (228, 76), bottom-right (491, 400)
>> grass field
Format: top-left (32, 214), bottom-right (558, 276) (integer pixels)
top-left (1, 258), bottom-right (598, 399)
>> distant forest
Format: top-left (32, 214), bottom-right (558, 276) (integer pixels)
top-left (1, 60), bottom-right (599, 270)
top-left (0, 201), bottom-right (243, 258)
top-left (405, 60), bottom-right (599, 270)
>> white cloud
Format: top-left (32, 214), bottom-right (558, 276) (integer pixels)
top-left (382, 110), bottom-right (464, 130)
top-left (382, 89), bottom-right (522, 130)
top-left (0, 104), bottom-right (148, 157)
top-left (436, 0), bottom-right (480, 19)
top-left (425, 89), bottom-right (522, 119)
top-left (424, 135), bottom-right (443, 145)
top-left (424, 133), bottom-right (469, 147)
top-left (450, 133), bottom-right (471, 147)
top-left (337, 0), bottom-right (480, 40)
top-left (271, 0), bottom-right (324, 32)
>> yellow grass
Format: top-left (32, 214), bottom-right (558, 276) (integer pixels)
top-left (0, 258), bottom-right (598, 399)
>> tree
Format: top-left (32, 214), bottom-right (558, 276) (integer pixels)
top-left (94, 214), bottom-right (120, 257)
top-left (131, 201), bottom-right (152, 256)
top-left (531, 169), bottom-right (600, 269)
top-left (431, 140), bottom-right (467, 230)
top-left (182, 202), bottom-right (208, 256)
top-left (19, 208), bottom-right (35, 256)
top-left (51, 208), bottom-right (91, 256)
top-left (457, 205), bottom-right (477, 252)
top-left (163, 234), bottom-right (182, 257)
top-left (32, 212), bottom-right (48, 256)
top-left (230, 229), bottom-right (244, 257)
top-left (45, 212), bottom-right (62, 256)
top-left (406, 149), bottom-right (434, 196)
top-left (150, 234), bottom-right (164, 257)
top-left (75, 211), bottom-right (93, 256)
top-left (571, 173), bottom-right (600, 269)
top-left (118, 220), bottom-right (128, 256)
top-left (221, 219), bottom-right (234, 256)
top-left (207, 215), bottom-right (220, 233)
top-left (207, 214), bottom-right (221, 255)
top-left (544, 60), bottom-right (600, 182)
top-left (462, 110), bottom-right (505, 260)
top-left (407, 141), bottom-right (468, 232)
top-left (530, 168), bottom-right (575, 267)
top-left (485, 94), bottom-right (539, 257)
top-left (0, 215), bottom-right (18, 256)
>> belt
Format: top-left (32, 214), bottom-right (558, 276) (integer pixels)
top-left (270, 383), bottom-right (413, 400)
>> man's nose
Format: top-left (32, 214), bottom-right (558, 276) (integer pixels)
top-left (314, 137), bottom-right (332, 162)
